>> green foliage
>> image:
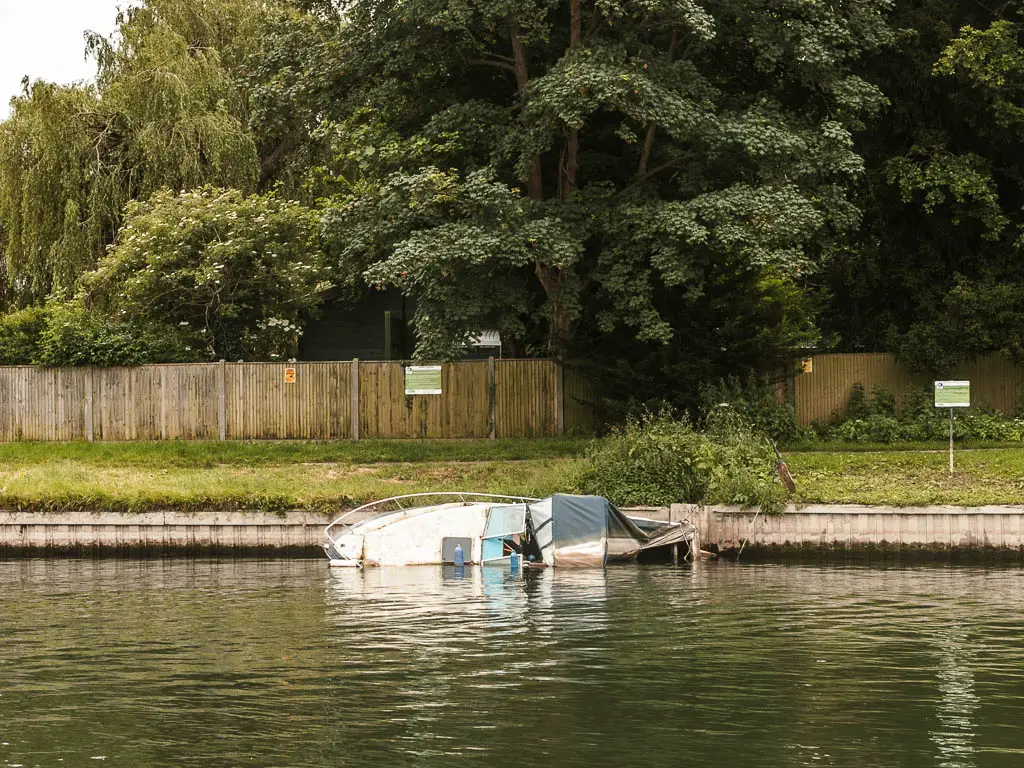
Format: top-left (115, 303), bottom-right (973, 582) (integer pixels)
top-left (35, 303), bottom-right (200, 367)
top-left (846, 383), bottom-right (896, 420)
top-left (577, 412), bottom-right (788, 510)
top-left (815, 383), bottom-right (1024, 444)
top-left (0, 83), bottom-right (109, 301)
top-left (319, 0), bottom-right (895, 360)
top-left (0, 0), bottom-right (279, 306)
top-left (898, 276), bottom-right (1024, 373)
top-left (697, 376), bottom-right (799, 443)
top-left (77, 187), bottom-right (325, 363)
top-left (817, 1), bottom-right (1024, 373)
top-left (0, 307), bottom-right (47, 364)
top-left (936, 20), bottom-right (1024, 126)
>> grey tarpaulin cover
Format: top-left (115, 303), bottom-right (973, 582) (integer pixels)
top-left (528, 494), bottom-right (694, 567)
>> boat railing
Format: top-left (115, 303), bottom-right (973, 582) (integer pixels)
top-left (324, 492), bottom-right (541, 541)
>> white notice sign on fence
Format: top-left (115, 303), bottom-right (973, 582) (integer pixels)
top-left (405, 365), bottom-right (443, 395)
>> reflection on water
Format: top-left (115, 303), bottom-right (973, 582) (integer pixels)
top-left (931, 622), bottom-right (980, 768)
top-left (2, 560), bottom-right (1024, 767)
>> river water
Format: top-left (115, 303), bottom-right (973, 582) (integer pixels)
top-left (1, 559), bottom-right (1023, 767)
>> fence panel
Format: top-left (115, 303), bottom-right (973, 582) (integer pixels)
top-left (0, 359), bottom-right (593, 441)
top-left (794, 354), bottom-right (925, 426)
top-left (0, 367), bottom-right (89, 441)
top-left (794, 352), bottom-right (1024, 426)
top-left (443, 361), bottom-right (490, 439)
top-left (357, 362), bottom-right (491, 438)
top-left (226, 362), bottom-right (352, 439)
top-left (495, 359), bottom-right (557, 438)
top-left (160, 364), bottom-right (220, 440)
top-left (952, 356), bottom-right (1024, 414)
top-left (564, 367), bottom-right (598, 435)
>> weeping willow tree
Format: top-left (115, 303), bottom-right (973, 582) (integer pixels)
top-left (0, 0), bottom-right (280, 306)
top-left (0, 83), bottom-right (107, 302)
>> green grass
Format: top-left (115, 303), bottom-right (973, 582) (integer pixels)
top-left (784, 440), bottom-right (1024, 453)
top-left (0, 438), bottom-right (588, 468)
top-left (787, 448), bottom-right (1024, 506)
top-left (0, 439), bottom-right (586, 513)
top-left (1, 439), bottom-right (1023, 512)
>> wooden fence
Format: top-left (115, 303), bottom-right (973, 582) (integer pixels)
top-left (0, 360), bottom-right (596, 441)
top-left (793, 352), bottom-right (1024, 426)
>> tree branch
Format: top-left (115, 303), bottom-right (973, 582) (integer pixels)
top-left (562, 0), bottom-right (582, 200)
top-left (584, 5), bottom-right (603, 43)
top-left (509, 21), bottom-right (543, 200)
top-left (471, 58), bottom-right (517, 74)
top-left (259, 132), bottom-right (299, 190)
top-left (635, 29), bottom-right (677, 180)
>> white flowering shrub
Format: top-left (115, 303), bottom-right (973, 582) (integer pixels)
top-left (41, 187), bottom-right (326, 365)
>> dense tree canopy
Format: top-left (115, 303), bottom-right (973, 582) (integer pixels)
top-left (3, 0), bottom-right (1024, 410)
top-left (319, 0), bottom-right (894, 370)
top-left (0, 0), bottom-right (290, 304)
top-left (817, 0), bottom-right (1024, 374)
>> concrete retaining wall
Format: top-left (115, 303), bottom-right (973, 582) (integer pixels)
top-left (0, 511), bottom-right (335, 555)
top-left (672, 503), bottom-right (1024, 555)
top-left (7, 504), bottom-right (1024, 557)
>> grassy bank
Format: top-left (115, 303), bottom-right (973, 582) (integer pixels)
top-left (787, 448), bottom-right (1024, 506)
top-left (0, 438), bottom-right (588, 467)
top-left (0, 439), bottom-right (585, 513)
top-left (0, 439), bottom-right (1023, 512)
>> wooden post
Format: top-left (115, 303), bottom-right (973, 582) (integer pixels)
top-left (159, 366), bottom-right (167, 440)
top-left (218, 360), bottom-right (226, 441)
top-left (351, 358), bottom-right (360, 441)
top-left (488, 356), bottom-right (496, 440)
top-left (85, 368), bottom-right (94, 442)
top-left (128, 367), bottom-right (136, 440)
top-left (555, 362), bottom-right (565, 436)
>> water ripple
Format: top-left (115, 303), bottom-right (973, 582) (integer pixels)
top-left (2, 560), bottom-right (1024, 766)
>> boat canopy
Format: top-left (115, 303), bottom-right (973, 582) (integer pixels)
top-left (529, 494), bottom-right (691, 566)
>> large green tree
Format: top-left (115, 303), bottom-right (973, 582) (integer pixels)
top-left (319, 0), bottom-right (894, 386)
top-left (0, 0), bottom-right (298, 306)
top-left (816, 0), bottom-right (1024, 374)
top-left (40, 187), bottom-right (325, 366)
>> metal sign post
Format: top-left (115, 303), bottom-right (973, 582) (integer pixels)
top-left (934, 381), bottom-right (970, 473)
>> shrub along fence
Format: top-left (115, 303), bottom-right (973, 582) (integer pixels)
top-left (793, 352), bottom-right (1024, 426)
top-left (0, 359), bottom-right (596, 441)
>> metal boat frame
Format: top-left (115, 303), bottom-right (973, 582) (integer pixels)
top-left (324, 492), bottom-right (541, 544)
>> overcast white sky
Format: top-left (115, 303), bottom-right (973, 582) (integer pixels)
top-left (0, 1), bottom-right (122, 115)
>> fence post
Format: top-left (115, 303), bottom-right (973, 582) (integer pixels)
top-left (159, 366), bottom-right (167, 440)
top-left (218, 360), bottom-right (226, 441)
top-left (555, 362), bottom-right (565, 436)
top-left (488, 356), bottom-right (496, 440)
top-left (351, 358), bottom-right (360, 441)
top-left (85, 368), bottom-right (94, 442)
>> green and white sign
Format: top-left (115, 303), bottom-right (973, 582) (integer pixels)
top-left (934, 380), bottom-right (970, 408)
top-left (405, 365), bottom-right (443, 395)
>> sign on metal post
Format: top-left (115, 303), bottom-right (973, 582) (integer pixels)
top-left (405, 365), bottom-right (443, 395)
top-left (934, 381), bottom-right (970, 473)
top-left (934, 380), bottom-right (970, 408)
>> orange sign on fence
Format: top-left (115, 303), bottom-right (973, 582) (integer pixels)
top-left (284, 367), bottom-right (296, 384)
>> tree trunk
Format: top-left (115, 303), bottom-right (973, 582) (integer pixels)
top-left (509, 24), bottom-right (543, 201)
top-left (562, 0), bottom-right (582, 199)
top-left (535, 262), bottom-right (570, 357)
top-left (510, 18), bottom-right (574, 356)
top-left (636, 30), bottom-right (676, 181)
